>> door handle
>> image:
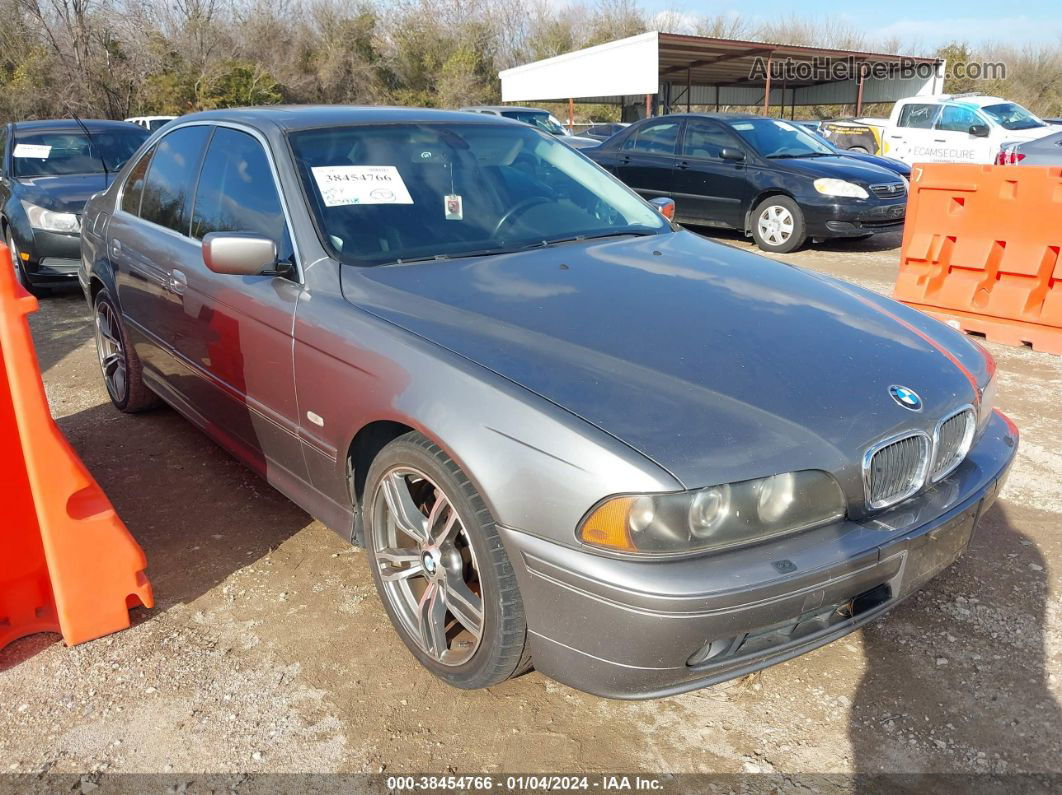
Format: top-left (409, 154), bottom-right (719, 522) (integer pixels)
top-left (170, 269), bottom-right (187, 296)
top-left (677, 160), bottom-right (690, 170)
top-left (933, 138), bottom-right (946, 142)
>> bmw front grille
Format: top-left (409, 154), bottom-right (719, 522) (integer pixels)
top-left (863, 406), bottom-right (978, 510)
top-left (930, 406), bottom-right (976, 482)
top-left (863, 431), bottom-right (932, 510)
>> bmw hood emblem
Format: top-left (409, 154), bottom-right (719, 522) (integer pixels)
top-left (889, 384), bottom-right (923, 411)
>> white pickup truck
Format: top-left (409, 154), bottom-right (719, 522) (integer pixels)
top-left (880, 94), bottom-right (1060, 165)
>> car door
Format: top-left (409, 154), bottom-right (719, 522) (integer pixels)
top-left (932, 104), bottom-right (993, 163)
top-left (108, 125), bottom-right (211, 379)
top-left (607, 119), bottom-right (682, 199)
top-left (885, 102), bottom-right (941, 164)
top-left (671, 120), bottom-right (752, 228)
top-left (172, 125), bottom-right (306, 483)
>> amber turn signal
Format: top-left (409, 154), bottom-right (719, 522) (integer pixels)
top-left (578, 496), bottom-right (636, 551)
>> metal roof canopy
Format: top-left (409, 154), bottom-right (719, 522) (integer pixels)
top-left (499, 31), bottom-right (945, 115)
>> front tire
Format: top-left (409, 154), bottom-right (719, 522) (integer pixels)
top-left (5, 228), bottom-right (48, 297)
top-left (93, 288), bottom-right (159, 412)
top-left (364, 432), bottom-right (531, 689)
top-left (751, 196), bottom-right (806, 253)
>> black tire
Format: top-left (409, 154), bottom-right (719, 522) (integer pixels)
top-left (750, 195), bottom-right (807, 254)
top-left (93, 287), bottom-right (160, 412)
top-left (364, 432), bottom-right (531, 689)
top-left (5, 228), bottom-right (49, 297)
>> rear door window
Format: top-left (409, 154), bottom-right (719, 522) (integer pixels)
top-left (139, 125), bottom-right (211, 235)
top-left (121, 146), bottom-right (156, 216)
top-left (897, 103), bottom-right (940, 129)
top-left (623, 121), bottom-right (681, 155)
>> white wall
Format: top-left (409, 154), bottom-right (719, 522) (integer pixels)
top-left (500, 31), bottom-right (660, 102)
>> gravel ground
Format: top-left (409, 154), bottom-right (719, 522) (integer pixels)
top-left (1, 229), bottom-right (1059, 784)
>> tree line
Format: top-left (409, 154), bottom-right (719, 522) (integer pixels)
top-left (1, 0), bottom-right (1059, 124)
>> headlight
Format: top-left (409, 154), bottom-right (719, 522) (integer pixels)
top-left (20, 200), bottom-right (81, 233)
top-left (813, 178), bottom-right (869, 199)
top-left (577, 470), bottom-right (845, 555)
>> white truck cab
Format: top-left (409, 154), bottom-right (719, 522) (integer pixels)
top-left (883, 95), bottom-right (1057, 165)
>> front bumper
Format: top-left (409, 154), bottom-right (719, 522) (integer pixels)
top-left (499, 410), bottom-right (1017, 699)
top-left (802, 194), bottom-right (907, 238)
top-left (20, 229), bottom-right (81, 283)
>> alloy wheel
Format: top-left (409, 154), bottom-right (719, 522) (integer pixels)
top-left (94, 300), bottom-right (127, 403)
top-left (757, 205), bottom-right (795, 246)
top-left (371, 466), bottom-right (484, 666)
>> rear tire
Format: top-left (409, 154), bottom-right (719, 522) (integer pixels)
top-left (364, 432), bottom-right (531, 689)
top-left (751, 196), bottom-right (806, 253)
top-left (93, 288), bottom-right (160, 412)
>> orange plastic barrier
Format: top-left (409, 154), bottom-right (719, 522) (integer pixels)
top-left (0, 244), bottom-right (152, 653)
top-left (894, 164), bottom-right (1062, 355)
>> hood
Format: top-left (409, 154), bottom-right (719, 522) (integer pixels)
top-left (838, 151), bottom-right (911, 177)
top-left (999, 124), bottom-right (1060, 145)
top-left (15, 173), bottom-right (113, 214)
top-left (768, 154), bottom-right (903, 185)
top-left (341, 231), bottom-right (984, 491)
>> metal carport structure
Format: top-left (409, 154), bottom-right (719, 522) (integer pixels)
top-left (499, 31), bottom-right (944, 123)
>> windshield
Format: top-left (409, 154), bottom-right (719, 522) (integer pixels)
top-left (500, 110), bottom-right (568, 136)
top-left (12, 128), bottom-right (149, 178)
top-left (727, 118), bottom-right (835, 158)
top-left (980, 102), bottom-right (1045, 131)
top-left (289, 122), bottom-right (669, 267)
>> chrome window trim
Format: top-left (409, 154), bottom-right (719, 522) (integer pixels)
top-left (862, 429), bottom-right (932, 511)
top-left (113, 119), bottom-right (303, 284)
top-left (930, 404), bottom-right (976, 483)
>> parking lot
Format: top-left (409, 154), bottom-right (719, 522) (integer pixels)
top-left (1, 229), bottom-right (1059, 779)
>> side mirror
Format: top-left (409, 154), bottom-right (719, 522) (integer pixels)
top-left (969, 123), bottom-right (990, 138)
top-left (720, 147), bottom-right (746, 162)
top-left (202, 232), bottom-right (278, 276)
top-left (649, 196), bottom-right (676, 220)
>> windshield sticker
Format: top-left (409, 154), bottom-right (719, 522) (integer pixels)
top-left (444, 194), bottom-right (463, 221)
top-left (13, 144), bottom-right (51, 158)
top-left (311, 165), bottom-right (414, 207)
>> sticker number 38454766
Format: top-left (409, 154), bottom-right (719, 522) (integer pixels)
top-left (311, 165), bottom-right (414, 207)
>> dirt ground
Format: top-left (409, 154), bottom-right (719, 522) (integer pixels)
top-left (2, 229), bottom-right (1060, 784)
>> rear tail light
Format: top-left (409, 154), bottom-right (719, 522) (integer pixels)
top-left (994, 148), bottom-right (1026, 165)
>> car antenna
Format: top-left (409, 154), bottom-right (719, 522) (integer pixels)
top-left (71, 112), bottom-right (108, 182)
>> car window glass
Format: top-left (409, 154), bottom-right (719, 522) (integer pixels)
top-left (191, 127), bottom-right (294, 265)
top-left (897, 104), bottom-right (939, 129)
top-left (682, 123), bottom-right (737, 159)
top-left (139, 126), bottom-right (211, 235)
top-left (288, 122), bottom-right (667, 268)
top-left (121, 145), bottom-right (156, 216)
top-left (936, 105), bottom-right (981, 133)
top-left (623, 121), bottom-right (680, 155)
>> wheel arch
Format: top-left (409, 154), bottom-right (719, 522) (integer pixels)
top-left (744, 188), bottom-right (796, 233)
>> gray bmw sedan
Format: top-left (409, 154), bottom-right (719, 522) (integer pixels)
top-left (79, 107), bottom-right (1017, 699)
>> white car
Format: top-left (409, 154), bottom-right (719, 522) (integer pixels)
top-left (124, 115), bottom-right (177, 132)
top-left (882, 95), bottom-right (1057, 165)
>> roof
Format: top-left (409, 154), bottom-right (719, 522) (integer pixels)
top-left (12, 119), bottom-right (144, 132)
top-left (500, 31), bottom-right (944, 107)
top-left (654, 32), bottom-right (938, 89)
top-left (174, 105), bottom-right (512, 131)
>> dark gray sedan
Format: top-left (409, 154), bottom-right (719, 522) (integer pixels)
top-left (79, 107), bottom-right (1017, 699)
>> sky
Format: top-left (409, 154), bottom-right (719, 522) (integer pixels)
top-left (636, 0), bottom-right (1062, 49)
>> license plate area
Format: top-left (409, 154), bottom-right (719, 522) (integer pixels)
top-left (900, 503), bottom-right (979, 596)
